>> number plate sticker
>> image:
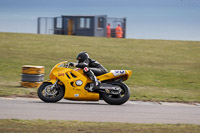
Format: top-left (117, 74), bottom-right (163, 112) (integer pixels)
top-left (111, 70), bottom-right (126, 76)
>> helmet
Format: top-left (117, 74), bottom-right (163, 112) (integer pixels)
top-left (76, 52), bottom-right (89, 63)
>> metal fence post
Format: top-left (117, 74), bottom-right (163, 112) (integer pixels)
top-left (37, 17), bottom-right (40, 34)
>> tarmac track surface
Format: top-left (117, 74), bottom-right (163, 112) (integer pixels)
top-left (0, 97), bottom-right (200, 125)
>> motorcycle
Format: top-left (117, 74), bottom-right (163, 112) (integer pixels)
top-left (37, 61), bottom-right (132, 105)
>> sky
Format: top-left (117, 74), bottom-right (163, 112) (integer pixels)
top-left (0, 0), bottom-right (200, 41)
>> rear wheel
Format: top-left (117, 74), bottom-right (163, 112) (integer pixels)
top-left (37, 82), bottom-right (65, 103)
top-left (101, 82), bottom-right (130, 105)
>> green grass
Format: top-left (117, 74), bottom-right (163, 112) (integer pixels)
top-left (0, 32), bottom-right (200, 102)
top-left (0, 119), bottom-right (200, 133)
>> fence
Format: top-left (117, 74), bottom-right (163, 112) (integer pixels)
top-left (37, 17), bottom-right (54, 34)
top-left (107, 17), bottom-right (126, 38)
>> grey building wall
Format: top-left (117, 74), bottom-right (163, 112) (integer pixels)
top-left (94, 15), bottom-right (107, 37)
top-left (62, 16), bottom-right (96, 36)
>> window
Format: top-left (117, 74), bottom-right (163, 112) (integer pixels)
top-left (86, 18), bottom-right (90, 28)
top-left (79, 18), bottom-right (91, 29)
top-left (56, 17), bottom-right (62, 28)
top-left (80, 18), bottom-right (85, 28)
top-left (98, 18), bottom-right (104, 28)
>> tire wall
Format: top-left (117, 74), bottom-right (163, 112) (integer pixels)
top-left (21, 65), bottom-right (44, 88)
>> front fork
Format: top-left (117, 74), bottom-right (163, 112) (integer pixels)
top-left (50, 79), bottom-right (58, 90)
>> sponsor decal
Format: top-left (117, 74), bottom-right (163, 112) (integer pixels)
top-left (74, 68), bottom-right (81, 71)
top-left (74, 94), bottom-right (79, 97)
top-left (58, 73), bottom-right (64, 76)
top-left (111, 70), bottom-right (125, 76)
top-left (84, 67), bottom-right (89, 72)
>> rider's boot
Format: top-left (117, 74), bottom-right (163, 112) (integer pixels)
top-left (83, 67), bottom-right (100, 91)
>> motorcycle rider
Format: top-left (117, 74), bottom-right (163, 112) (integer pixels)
top-left (69, 52), bottom-right (108, 91)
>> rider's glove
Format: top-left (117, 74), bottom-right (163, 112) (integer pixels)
top-left (69, 62), bottom-right (75, 67)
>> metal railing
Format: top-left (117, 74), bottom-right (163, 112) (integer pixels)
top-left (37, 17), bottom-right (54, 34)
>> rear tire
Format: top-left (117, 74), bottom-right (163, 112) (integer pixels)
top-left (37, 82), bottom-right (65, 103)
top-left (101, 82), bottom-right (130, 105)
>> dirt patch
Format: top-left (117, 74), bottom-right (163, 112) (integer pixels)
top-left (1, 92), bottom-right (38, 98)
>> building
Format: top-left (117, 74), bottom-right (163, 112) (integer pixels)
top-left (38, 15), bottom-right (126, 38)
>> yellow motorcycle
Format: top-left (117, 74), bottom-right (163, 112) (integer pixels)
top-left (37, 61), bottom-right (132, 105)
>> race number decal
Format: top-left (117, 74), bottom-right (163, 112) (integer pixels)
top-left (111, 70), bottom-right (126, 76)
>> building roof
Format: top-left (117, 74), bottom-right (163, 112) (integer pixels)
top-left (61, 15), bottom-right (107, 17)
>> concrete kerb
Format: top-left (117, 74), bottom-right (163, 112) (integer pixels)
top-left (0, 97), bottom-right (200, 107)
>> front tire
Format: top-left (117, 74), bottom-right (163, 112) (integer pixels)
top-left (37, 82), bottom-right (65, 103)
top-left (101, 82), bottom-right (130, 105)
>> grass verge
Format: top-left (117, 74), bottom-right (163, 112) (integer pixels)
top-left (0, 119), bottom-right (200, 133)
top-left (0, 32), bottom-right (200, 102)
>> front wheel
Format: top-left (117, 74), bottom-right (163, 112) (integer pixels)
top-left (101, 82), bottom-right (130, 105)
top-left (37, 82), bottom-right (65, 103)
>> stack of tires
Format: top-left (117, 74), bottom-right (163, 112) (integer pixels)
top-left (21, 65), bottom-right (44, 88)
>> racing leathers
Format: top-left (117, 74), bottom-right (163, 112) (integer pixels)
top-left (74, 58), bottom-right (108, 91)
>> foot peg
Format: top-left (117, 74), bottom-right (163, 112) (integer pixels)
top-left (87, 81), bottom-right (101, 92)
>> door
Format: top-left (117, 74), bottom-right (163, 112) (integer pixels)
top-left (68, 19), bottom-right (74, 35)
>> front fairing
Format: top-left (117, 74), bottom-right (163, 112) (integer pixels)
top-left (49, 61), bottom-right (68, 80)
top-left (48, 61), bottom-right (99, 101)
